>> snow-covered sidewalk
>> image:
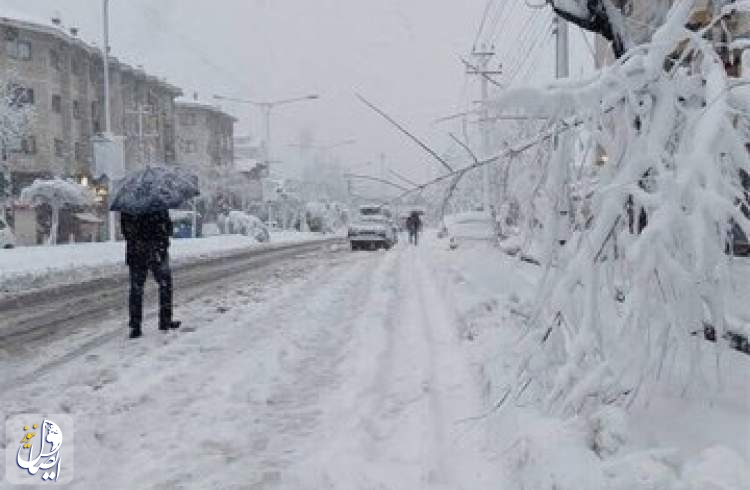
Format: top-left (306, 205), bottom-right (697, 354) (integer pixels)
top-left (0, 231), bottom-right (330, 295)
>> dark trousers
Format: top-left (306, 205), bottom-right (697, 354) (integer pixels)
top-left (408, 230), bottom-right (418, 245)
top-left (128, 256), bottom-right (173, 329)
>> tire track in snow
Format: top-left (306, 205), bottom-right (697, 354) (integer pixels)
top-left (290, 245), bottom-right (503, 489)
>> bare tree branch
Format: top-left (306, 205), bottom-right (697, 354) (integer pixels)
top-left (355, 93), bottom-right (454, 173)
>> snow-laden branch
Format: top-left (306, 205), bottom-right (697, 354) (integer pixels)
top-left (496, 0), bottom-right (749, 421)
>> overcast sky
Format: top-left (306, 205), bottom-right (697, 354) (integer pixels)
top-left (0, 0), bottom-right (593, 190)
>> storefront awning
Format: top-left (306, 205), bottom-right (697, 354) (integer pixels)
top-left (74, 212), bottom-right (104, 223)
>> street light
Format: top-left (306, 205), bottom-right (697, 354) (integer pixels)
top-left (286, 139), bottom-right (356, 151)
top-left (212, 93), bottom-right (320, 166)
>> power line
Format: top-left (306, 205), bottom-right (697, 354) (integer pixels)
top-left (501, 12), bottom-right (551, 85)
top-left (486, 0), bottom-right (519, 45)
top-left (135, 1), bottom-right (255, 96)
top-left (472, 0), bottom-right (495, 50)
top-left (519, 22), bottom-right (554, 83)
top-left (508, 15), bottom-right (554, 85)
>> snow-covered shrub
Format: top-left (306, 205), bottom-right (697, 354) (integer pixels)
top-left (224, 211), bottom-right (269, 242)
top-left (586, 405), bottom-right (629, 458)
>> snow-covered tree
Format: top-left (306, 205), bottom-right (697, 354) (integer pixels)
top-left (495, 0), bottom-right (750, 419)
top-left (0, 78), bottom-right (33, 153)
top-left (0, 76), bottom-right (34, 200)
top-left (548, 0), bottom-right (672, 57)
top-left (19, 178), bottom-right (96, 245)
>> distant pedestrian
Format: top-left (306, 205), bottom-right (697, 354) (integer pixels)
top-left (406, 211), bottom-right (422, 246)
top-left (121, 210), bottom-right (181, 338)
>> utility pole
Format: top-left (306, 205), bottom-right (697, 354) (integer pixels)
top-left (467, 44), bottom-right (501, 212)
top-left (212, 93), bottom-right (319, 169)
top-left (379, 152), bottom-right (387, 197)
top-left (554, 16), bottom-right (570, 79)
top-left (101, 0), bottom-right (117, 241)
top-left (553, 15), bottom-right (572, 246)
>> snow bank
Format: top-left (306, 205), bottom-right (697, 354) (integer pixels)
top-left (0, 232), bottom-right (329, 295)
top-left (444, 211), bottom-right (497, 242)
top-left (424, 237), bottom-right (750, 490)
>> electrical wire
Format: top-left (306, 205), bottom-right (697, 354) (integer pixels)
top-left (500, 12), bottom-right (550, 85)
top-left (473, 0), bottom-right (496, 50)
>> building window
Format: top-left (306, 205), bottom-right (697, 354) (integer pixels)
top-left (21, 136), bottom-right (36, 155)
top-left (71, 58), bottom-right (82, 76)
top-left (91, 101), bottom-right (101, 132)
top-left (49, 49), bottom-right (61, 70)
top-left (6, 38), bottom-right (31, 61)
top-left (51, 94), bottom-right (62, 113)
top-left (74, 142), bottom-right (84, 162)
top-left (89, 62), bottom-right (98, 83)
top-left (73, 100), bottom-right (81, 119)
top-left (181, 140), bottom-right (197, 153)
top-left (179, 113), bottom-right (197, 126)
top-left (7, 85), bottom-right (34, 106)
top-left (54, 139), bottom-right (65, 158)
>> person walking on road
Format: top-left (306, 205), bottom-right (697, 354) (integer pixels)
top-left (406, 211), bottom-right (422, 246)
top-left (121, 210), bottom-right (181, 338)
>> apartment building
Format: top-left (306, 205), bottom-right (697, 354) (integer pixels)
top-left (174, 99), bottom-right (235, 168)
top-left (0, 13), bottom-right (182, 243)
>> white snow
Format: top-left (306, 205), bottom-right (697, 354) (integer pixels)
top-left (427, 236), bottom-right (750, 490)
top-left (0, 233), bottom-right (747, 488)
top-left (0, 232), bottom-right (330, 296)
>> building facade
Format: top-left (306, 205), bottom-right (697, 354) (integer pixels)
top-left (174, 100), bottom-right (235, 168)
top-left (0, 14), bottom-right (182, 244)
top-left (174, 100), bottom-right (238, 216)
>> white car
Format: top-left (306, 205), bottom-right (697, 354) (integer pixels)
top-left (0, 216), bottom-right (16, 249)
top-left (348, 215), bottom-right (397, 251)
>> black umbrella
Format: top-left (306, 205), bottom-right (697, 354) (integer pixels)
top-left (110, 165), bottom-right (200, 214)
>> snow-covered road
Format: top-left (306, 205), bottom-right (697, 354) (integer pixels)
top-left (0, 238), bottom-right (504, 489)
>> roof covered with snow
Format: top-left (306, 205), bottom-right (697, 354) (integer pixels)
top-left (0, 11), bottom-right (182, 96)
top-left (175, 99), bottom-right (238, 122)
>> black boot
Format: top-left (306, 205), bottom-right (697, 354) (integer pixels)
top-left (129, 326), bottom-right (142, 339)
top-left (159, 321), bottom-right (181, 331)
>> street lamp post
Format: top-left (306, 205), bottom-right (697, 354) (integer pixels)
top-left (101, 0), bottom-right (117, 242)
top-left (212, 94), bottom-right (320, 167)
top-left (214, 93), bottom-right (319, 231)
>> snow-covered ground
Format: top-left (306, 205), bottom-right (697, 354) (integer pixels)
top-left (428, 236), bottom-right (750, 490)
top-left (0, 231), bottom-right (331, 296)
top-left (1, 232), bottom-right (747, 488)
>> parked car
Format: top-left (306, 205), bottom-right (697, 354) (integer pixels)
top-left (0, 216), bottom-right (16, 249)
top-left (444, 211), bottom-right (496, 244)
top-left (348, 215), bottom-right (397, 250)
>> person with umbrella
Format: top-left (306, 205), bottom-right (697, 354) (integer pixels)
top-left (110, 166), bottom-right (199, 338)
top-left (406, 210), bottom-right (422, 246)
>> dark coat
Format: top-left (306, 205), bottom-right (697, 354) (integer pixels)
top-left (406, 213), bottom-right (422, 233)
top-left (121, 210), bottom-right (173, 266)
